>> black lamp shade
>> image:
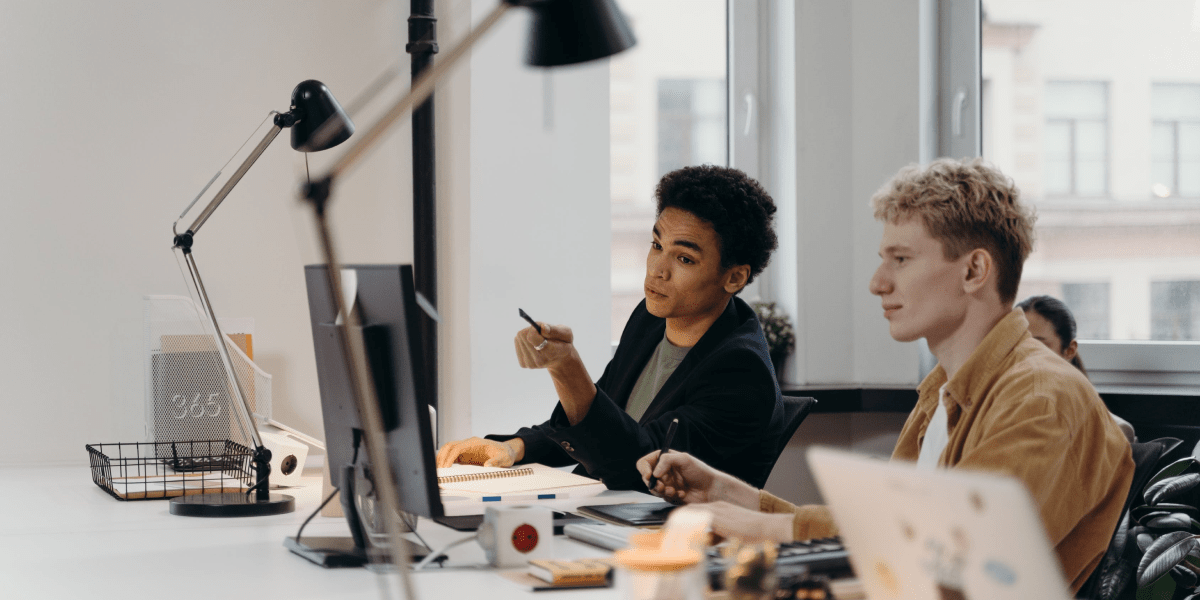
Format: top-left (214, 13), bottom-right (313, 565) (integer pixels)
top-left (524, 0), bottom-right (636, 67)
top-left (290, 80), bottom-right (355, 152)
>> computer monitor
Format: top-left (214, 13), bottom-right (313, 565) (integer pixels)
top-left (287, 264), bottom-right (442, 567)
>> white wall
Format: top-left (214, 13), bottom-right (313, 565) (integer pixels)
top-left (0, 1), bottom-right (411, 465)
top-left (0, 0), bottom-right (613, 465)
top-left (438, 0), bottom-right (613, 444)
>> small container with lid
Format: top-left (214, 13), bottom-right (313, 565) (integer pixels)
top-left (612, 546), bottom-right (705, 600)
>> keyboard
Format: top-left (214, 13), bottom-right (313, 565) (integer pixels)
top-left (563, 522), bottom-right (853, 590)
top-left (707, 537), bottom-right (852, 590)
top-left (562, 521), bottom-right (641, 550)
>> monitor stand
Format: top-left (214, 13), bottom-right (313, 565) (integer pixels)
top-left (285, 465), bottom-right (430, 568)
top-left (285, 535), bottom-right (430, 568)
top-left (432, 514), bottom-right (484, 531)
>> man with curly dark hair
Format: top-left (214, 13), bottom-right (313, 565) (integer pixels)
top-left (436, 165), bottom-right (788, 491)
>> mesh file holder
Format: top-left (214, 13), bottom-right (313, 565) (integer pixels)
top-left (87, 440), bottom-right (253, 501)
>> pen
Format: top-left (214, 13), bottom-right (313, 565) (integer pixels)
top-left (648, 418), bottom-right (679, 490)
top-left (519, 308), bottom-right (549, 350)
top-left (518, 308), bottom-right (543, 335)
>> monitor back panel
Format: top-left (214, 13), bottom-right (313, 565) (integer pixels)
top-left (304, 264), bottom-right (442, 519)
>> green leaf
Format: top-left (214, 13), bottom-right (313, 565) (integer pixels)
top-left (1146, 513), bottom-right (1197, 532)
top-left (1139, 531), bottom-right (1199, 588)
top-left (1147, 474), bottom-right (1200, 506)
top-left (1137, 572), bottom-right (1177, 600)
top-left (1147, 459), bottom-right (1200, 490)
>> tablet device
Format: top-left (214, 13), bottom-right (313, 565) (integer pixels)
top-left (576, 501), bottom-right (678, 527)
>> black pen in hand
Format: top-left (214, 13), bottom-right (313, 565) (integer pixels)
top-left (647, 418), bottom-right (679, 491)
top-left (519, 308), bottom-right (550, 351)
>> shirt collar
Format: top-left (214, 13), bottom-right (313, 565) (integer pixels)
top-left (936, 308), bottom-right (1030, 410)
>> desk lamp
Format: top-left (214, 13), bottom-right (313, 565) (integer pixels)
top-left (169, 80), bottom-right (354, 517)
top-left (295, 0), bottom-right (634, 592)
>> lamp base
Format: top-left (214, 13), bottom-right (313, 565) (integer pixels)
top-left (284, 536), bottom-right (430, 568)
top-left (169, 492), bottom-right (295, 517)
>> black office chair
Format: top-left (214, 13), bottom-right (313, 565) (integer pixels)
top-left (761, 395), bottom-right (817, 481)
top-left (1077, 437), bottom-right (1184, 600)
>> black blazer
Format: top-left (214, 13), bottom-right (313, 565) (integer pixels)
top-left (489, 296), bottom-right (785, 491)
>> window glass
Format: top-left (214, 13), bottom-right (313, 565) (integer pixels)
top-left (1151, 280), bottom-right (1200, 340)
top-left (983, 0), bottom-right (1200, 341)
top-left (1061, 282), bottom-right (1111, 339)
top-left (610, 1), bottom-right (727, 341)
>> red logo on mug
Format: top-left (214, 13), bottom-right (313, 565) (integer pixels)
top-left (511, 523), bottom-right (539, 553)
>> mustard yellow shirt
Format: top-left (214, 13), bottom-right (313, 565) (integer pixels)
top-left (760, 309), bottom-right (1133, 593)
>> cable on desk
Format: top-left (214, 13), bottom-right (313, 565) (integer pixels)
top-left (413, 534), bottom-right (478, 570)
top-left (399, 511), bottom-right (433, 560)
top-left (294, 432), bottom-right (362, 545)
top-left (294, 486), bottom-right (341, 546)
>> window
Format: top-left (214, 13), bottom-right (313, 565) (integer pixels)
top-left (1061, 282), bottom-right (1110, 340)
top-left (609, 1), bottom-right (727, 341)
top-left (982, 1), bottom-right (1200, 345)
top-left (1152, 280), bottom-right (1200, 341)
top-left (657, 79), bottom-right (726, 176)
top-left (1043, 82), bottom-right (1108, 197)
top-left (1152, 83), bottom-right (1200, 198)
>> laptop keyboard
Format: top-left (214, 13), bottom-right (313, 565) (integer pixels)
top-left (707, 537), bottom-right (852, 590)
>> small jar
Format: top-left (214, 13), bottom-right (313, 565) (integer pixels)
top-left (613, 547), bottom-right (705, 600)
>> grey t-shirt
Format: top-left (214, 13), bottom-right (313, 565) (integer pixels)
top-left (624, 334), bottom-right (691, 421)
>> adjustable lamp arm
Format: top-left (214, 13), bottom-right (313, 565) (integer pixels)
top-left (170, 80), bottom-right (353, 508)
top-left (175, 113), bottom-right (295, 247)
top-left (171, 118), bottom-right (291, 459)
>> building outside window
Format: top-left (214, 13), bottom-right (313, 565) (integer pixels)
top-left (609, 1), bottom-right (727, 341)
top-left (982, 0), bottom-right (1200, 342)
top-left (1151, 83), bottom-right (1200, 199)
top-left (657, 79), bottom-right (726, 177)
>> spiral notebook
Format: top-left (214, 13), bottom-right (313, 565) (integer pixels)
top-left (436, 463), bottom-right (600, 495)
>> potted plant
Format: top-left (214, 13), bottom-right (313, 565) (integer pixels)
top-left (752, 301), bottom-right (795, 382)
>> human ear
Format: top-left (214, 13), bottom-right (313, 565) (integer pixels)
top-left (724, 265), bottom-right (750, 294)
top-left (962, 249), bottom-right (994, 295)
top-left (1063, 339), bottom-right (1078, 361)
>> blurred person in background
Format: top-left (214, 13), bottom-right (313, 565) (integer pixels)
top-left (1017, 295), bottom-right (1136, 443)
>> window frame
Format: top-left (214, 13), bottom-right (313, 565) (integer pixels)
top-left (958, 0), bottom-right (1200, 393)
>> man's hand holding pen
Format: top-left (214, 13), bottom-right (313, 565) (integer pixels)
top-left (514, 321), bottom-right (579, 371)
top-left (515, 308), bottom-right (598, 425)
top-left (637, 448), bottom-right (795, 543)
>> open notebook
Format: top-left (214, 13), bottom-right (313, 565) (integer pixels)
top-left (436, 463), bottom-right (600, 495)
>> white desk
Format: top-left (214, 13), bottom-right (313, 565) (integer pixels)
top-left (0, 466), bottom-right (652, 600)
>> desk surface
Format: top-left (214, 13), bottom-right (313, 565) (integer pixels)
top-left (1, 466), bottom-right (652, 600)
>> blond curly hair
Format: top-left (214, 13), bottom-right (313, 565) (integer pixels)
top-left (871, 158), bottom-right (1035, 304)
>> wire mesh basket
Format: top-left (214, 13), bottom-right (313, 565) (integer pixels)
top-left (86, 440), bottom-right (253, 501)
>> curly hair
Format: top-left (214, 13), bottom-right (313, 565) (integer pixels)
top-left (655, 165), bottom-right (778, 285)
top-left (871, 158), bottom-right (1035, 304)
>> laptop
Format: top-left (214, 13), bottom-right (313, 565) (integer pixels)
top-left (806, 447), bottom-right (1072, 600)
